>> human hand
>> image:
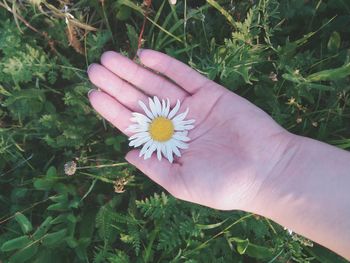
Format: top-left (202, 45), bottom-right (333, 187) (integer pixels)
top-left (87, 50), bottom-right (296, 211)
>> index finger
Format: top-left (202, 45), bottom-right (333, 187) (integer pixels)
top-left (100, 51), bottom-right (188, 104)
top-left (89, 90), bottom-right (133, 136)
top-left (137, 49), bottom-right (211, 94)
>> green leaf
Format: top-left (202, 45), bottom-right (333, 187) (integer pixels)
top-left (111, 136), bottom-right (127, 152)
top-left (79, 209), bottom-right (97, 240)
top-left (69, 199), bottom-right (80, 209)
top-left (46, 166), bottom-right (57, 177)
top-left (74, 241), bottom-right (90, 260)
top-left (3, 89), bottom-right (46, 120)
top-left (1, 236), bottom-right (31, 252)
top-left (32, 216), bottom-right (53, 239)
top-left (9, 243), bottom-right (39, 263)
top-left (307, 63), bottom-right (350, 82)
top-left (304, 83), bottom-right (334, 91)
top-left (327, 31), bottom-right (341, 52)
top-left (105, 137), bottom-right (116, 146)
top-left (229, 237), bottom-right (273, 260)
top-left (117, 0), bottom-right (143, 14)
top-left (49, 194), bottom-right (67, 203)
top-left (282, 73), bottom-right (301, 83)
top-left (232, 237), bottom-right (249, 254)
top-left (50, 213), bottom-right (75, 225)
top-left (66, 237), bottom-right (79, 248)
top-left (15, 212), bottom-right (33, 234)
top-left (51, 214), bottom-right (69, 225)
top-left (47, 202), bottom-right (68, 211)
top-left (33, 178), bottom-right (55, 191)
top-left (32, 249), bottom-right (57, 263)
top-left (299, 86), bottom-right (315, 104)
top-left (116, 5), bottom-right (131, 21)
top-left (126, 24), bottom-right (138, 54)
top-left (42, 229), bottom-right (67, 247)
top-left (196, 219), bottom-right (228, 230)
top-left (95, 201), bottom-right (119, 245)
top-left (306, 244), bottom-right (348, 263)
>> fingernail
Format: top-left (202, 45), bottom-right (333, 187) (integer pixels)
top-left (88, 89), bottom-right (96, 98)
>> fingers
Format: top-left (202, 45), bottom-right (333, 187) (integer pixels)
top-left (88, 64), bottom-right (148, 112)
top-left (137, 49), bottom-right (211, 94)
top-left (88, 90), bottom-right (133, 136)
top-left (100, 51), bottom-right (188, 104)
top-left (125, 149), bottom-right (181, 195)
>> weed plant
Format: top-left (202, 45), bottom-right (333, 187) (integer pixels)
top-left (0, 0), bottom-right (349, 262)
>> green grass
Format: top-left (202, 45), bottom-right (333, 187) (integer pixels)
top-left (0, 0), bottom-right (349, 262)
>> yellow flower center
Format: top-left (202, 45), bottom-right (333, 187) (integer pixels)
top-left (149, 117), bottom-right (174, 142)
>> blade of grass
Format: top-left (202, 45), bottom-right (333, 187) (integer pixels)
top-left (206, 0), bottom-right (236, 29)
top-left (118, 0), bottom-right (144, 14)
top-left (147, 16), bottom-right (183, 44)
top-left (184, 213), bottom-right (253, 256)
top-left (156, 17), bottom-right (184, 49)
top-left (100, 0), bottom-right (115, 45)
top-left (80, 178), bottom-right (98, 202)
top-left (147, 0), bottom-right (166, 41)
top-left (42, 1), bottom-right (97, 31)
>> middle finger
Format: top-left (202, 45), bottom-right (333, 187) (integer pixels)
top-left (100, 51), bottom-right (188, 104)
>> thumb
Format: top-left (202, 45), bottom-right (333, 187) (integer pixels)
top-left (125, 150), bottom-right (180, 193)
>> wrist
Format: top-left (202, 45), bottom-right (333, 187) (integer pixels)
top-left (248, 132), bottom-right (304, 216)
top-left (250, 134), bottom-right (350, 259)
top-left (254, 134), bottom-right (350, 217)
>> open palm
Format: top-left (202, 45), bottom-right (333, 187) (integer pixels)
top-left (88, 50), bottom-right (294, 211)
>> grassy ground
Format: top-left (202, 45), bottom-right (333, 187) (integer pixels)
top-left (0, 0), bottom-right (349, 262)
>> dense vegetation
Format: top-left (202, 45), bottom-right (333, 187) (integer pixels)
top-left (1, 0), bottom-right (349, 262)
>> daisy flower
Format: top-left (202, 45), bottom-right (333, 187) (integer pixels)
top-left (126, 96), bottom-right (195, 163)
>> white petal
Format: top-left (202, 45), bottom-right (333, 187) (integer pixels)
top-left (126, 124), bottom-right (148, 133)
top-left (127, 127), bottom-right (149, 133)
top-left (154, 96), bottom-right (162, 116)
top-left (161, 143), bottom-right (167, 157)
top-left (126, 124), bottom-right (140, 131)
top-left (164, 98), bottom-right (170, 117)
top-left (184, 125), bottom-right (195, 130)
top-left (128, 131), bottom-right (149, 141)
top-left (168, 99), bottom-right (180, 119)
top-left (149, 97), bottom-right (158, 117)
top-left (129, 135), bottom-right (151, 147)
top-left (130, 96), bottom-right (195, 163)
top-left (156, 142), bottom-right (162, 161)
top-left (130, 117), bottom-right (148, 125)
top-left (172, 139), bottom-right (189, 150)
top-left (172, 144), bottom-right (181, 157)
top-left (180, 130), bottom-right (188, 136)
top-left (134, 136), bottom-right (151, 147)
top-left (173, 132), bottom-right (190, 142)
top-left (139, 139), bottom-right (153, 157)
top-left (174, 124), bottom-right (195, 131)
top-left (165, 143), bottom-right (174, 163)
top-left (138, 100), bottom-right (154, 119)
top-left (173, 119), bottom-right (195, 127)
top-left (131, 113), bottom-right (151, 124)
top-left (144, 143), bottom-right (157, 160)
top-left (161, 99), bottom-right (166, 116)
top-left (172, 108), bottom-right (189, 122)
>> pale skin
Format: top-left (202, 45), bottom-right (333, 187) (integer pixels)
top-left (87, 49), bottom-right (350, 260)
